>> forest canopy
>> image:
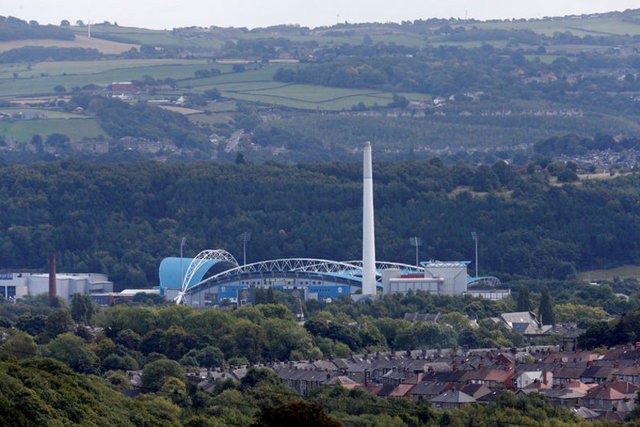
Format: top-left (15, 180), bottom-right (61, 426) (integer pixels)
top-left (1, 160), bottom-right (640, 288)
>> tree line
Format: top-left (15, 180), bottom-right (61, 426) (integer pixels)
top-left (0, 46), bottom-right (101, 63)
top-left (0, 16), bottom-right (74, 41)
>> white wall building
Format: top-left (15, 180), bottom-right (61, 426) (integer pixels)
top-left (0, 272), bottom-right (112, 303)
top-left (381, 261), bottom-right (469, 296)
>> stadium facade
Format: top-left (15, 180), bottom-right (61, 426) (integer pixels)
top-left (160, 143), bottom-right (504, 306)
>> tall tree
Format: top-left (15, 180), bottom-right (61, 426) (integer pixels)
top-left (516, 285), bottom-right (530, 312)
top-left (0, 329), bottom-right (37, 359)
top-left (141, 359), bottom-right (185, 391)
top-left (46, 332), bottom-right (99, 373)
top-left (538, 286), bottom-right (555, 326)
top-left (71, 293), bottom-right (94, 325)
top-left (44, 308), bottom-right (74, 340)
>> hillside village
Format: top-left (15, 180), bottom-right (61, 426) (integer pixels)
top-left (166, 342), bottom-right (640, 423)
top-left (115, 310), bottom-right (639, 422)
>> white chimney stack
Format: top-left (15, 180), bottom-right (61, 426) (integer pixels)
top-left (362, 141), bottom-right (377, 295)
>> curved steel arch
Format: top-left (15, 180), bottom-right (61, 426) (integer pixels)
top-left (175, 249), bottom-right (239, 304)
top-left (467, 276), bottom-right (501, 287)
top-left (185, 258), bottom-right (369, 294)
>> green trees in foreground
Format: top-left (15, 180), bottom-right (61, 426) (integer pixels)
top-left (0, 356), bottom-right (583, 426)
top-left (1, 289), bottom-right (636, 425)
top-left (578, 305), bottom-right (640, 350)
top-left (0, 357), bottom-right (181, 426)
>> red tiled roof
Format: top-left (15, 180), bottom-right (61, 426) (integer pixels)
top-left (389, 384), bottom-right (415, 397)
top-left (585, 384), bottom-right (628, 401)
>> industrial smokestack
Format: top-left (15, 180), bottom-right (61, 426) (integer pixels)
top-left (48, 254), bottom-right (57, 307)
top-left (362, 142), bottom-right (377, 295)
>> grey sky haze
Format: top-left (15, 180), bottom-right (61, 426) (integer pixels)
top-left (4, 1), bottom-right (639, 30)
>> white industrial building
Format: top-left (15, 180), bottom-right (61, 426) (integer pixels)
top-left (0, 272), bottom-right (113, 303)
top-left (381, 261), bottom-right (469, 296)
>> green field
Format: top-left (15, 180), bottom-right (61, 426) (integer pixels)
top-left (0, 118), bottom-right (105, 142)
top-left (73, 23), bottom-right (432, 50)
top-left (0, 59), bottom-right (220, 97)
top-left (0, 108), bottom-right (90, 119)
top-left (0, 58), bottom-right (430, 112)
top-left (71, 25), bottom-right (223, 49)
top-left (429, 40), bottom-right (511, 49)
top-left (221, 84), bottom-right (424, 110)
top-left (62, 13), bottom-right (640, 56)
top-left (524, 54), bottom-right (563, 64)
top-left (175, 63), bottom-right (428, 110)
top-left (19, 59), bottom-right (211, 77)
top-left (578, 265), bottom-right (640, 282)
top-left (474, 15), bottom-right (640, 37)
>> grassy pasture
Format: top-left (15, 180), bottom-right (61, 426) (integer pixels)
top-left (0, 34), bottom-right (138, 54)
top-left (71, 25), bottom-right (225, 49)
top-left (0, 59), bottom-right (212, 97)
top-left (310, 33), bottom-right (427, 48)
top-left (0, 63), bottom-right (31, 80)
top-left (186, 63), bottom-right (299, 86)
top-left (428, 40), bottom-right (510, 49)
top-left (0, 108), bottom-right (89, 119)
top-left (178, 63), bottom-right (427, 110)
top-left (15, 59), bottom-right (210, 77)
top-left (0, 118), bottom-right (105, 142)
top-left (564, 17), bottom-right (640, 36)
top-left (206, 101), bottom-right (237, 113)
top-left (0, 58), bottom-right (431, 110)
top-left (226, 83), bottom-right (418, 104)
top-left (578, 265), bottom-right (640, 282)
top-left (77, 24), bottom-right (431, 51)
top-left (224, 89), bottom-right (392, 110)
top-left (369, 34), bottom-right (426, 47)
top-left (474, 15), bottom-right (640, 36)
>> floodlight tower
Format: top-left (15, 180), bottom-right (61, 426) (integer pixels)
top-left (362, 142), bottom-right (377, 295)
top-left (238, 231), bottom-right (251, 265)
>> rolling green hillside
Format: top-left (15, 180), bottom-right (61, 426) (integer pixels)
top-left (2, 12), bottom-right (640, 163)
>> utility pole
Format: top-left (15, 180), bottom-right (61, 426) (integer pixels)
top-left (409, 236), bottom-right (422, 267)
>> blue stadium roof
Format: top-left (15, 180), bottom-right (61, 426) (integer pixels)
top-left (159, 257), bottom-right (218, 290)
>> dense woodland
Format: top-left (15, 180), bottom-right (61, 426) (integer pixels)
top-left (69, 95), bottom-right (211, 151)
top-left (273, 47), bottom-right (640, 98)
top-left (1, 159), bottom-right (640, 288)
